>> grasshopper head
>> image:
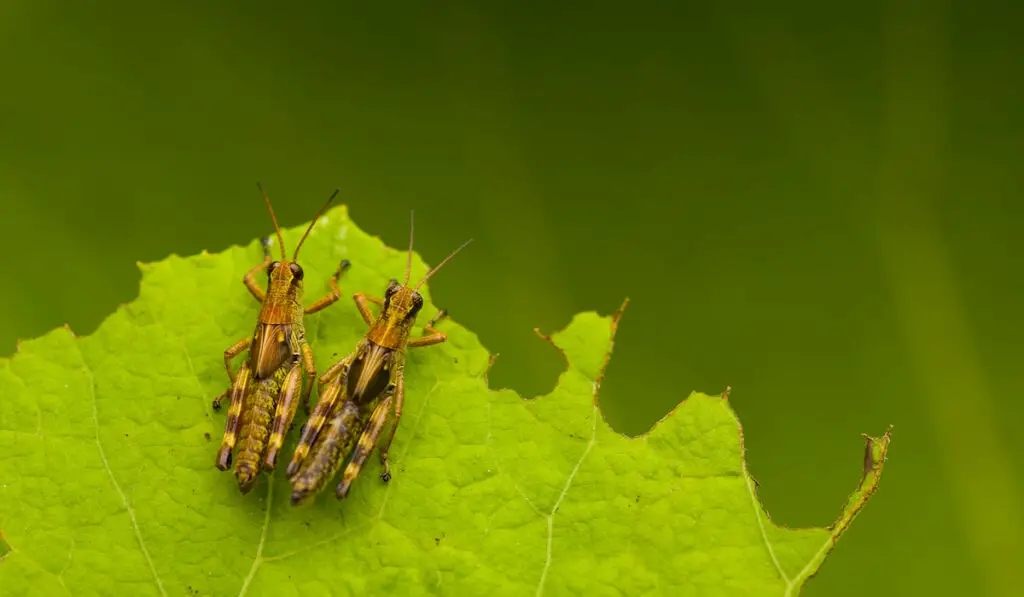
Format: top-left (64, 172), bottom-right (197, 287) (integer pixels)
top-left (383, 278), bottom-right (425, 322)
top-left (267, 259), bottom-right (305, 293)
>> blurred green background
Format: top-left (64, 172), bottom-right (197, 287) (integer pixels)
top-left (2, 0), bottom-right (1022, 595)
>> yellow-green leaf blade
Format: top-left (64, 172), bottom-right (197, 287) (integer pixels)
top-left (0, 206), bottom-right (890, 597)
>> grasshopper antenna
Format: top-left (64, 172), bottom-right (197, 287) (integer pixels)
top-left (292, 188), bottom-right (340, 261)
top-left (257, 181), bottom-right (288, 261)
top-left (403, 210), bottom-right (415, 286)
top-left (414, 238), bottom-right (473, 291)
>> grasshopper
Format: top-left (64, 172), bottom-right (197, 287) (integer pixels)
top-left (213, 182), bottom-right (349, 494)
top-left (286, 213), bottom-right (470, 505)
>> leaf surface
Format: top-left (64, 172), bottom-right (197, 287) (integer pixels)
top-left (0, 206), bottom-right (890, 596)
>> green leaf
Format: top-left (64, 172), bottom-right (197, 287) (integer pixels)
top-left (0, 206), bottom-right (891, 596)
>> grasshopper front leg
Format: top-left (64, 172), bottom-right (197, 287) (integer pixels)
top-left (406, 308), bottom-right (449, 348)
top-left (305, 259), bottom-right (351, 314)
top-left (241, 237), bottom-right (274, 302)
top-left (352, 291), bottom-right (384, 327)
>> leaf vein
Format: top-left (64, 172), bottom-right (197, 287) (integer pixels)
top-left (536, 400), bottom-right (598, 597)
top-left (238, 473), bottom-right (275, 597)
top-left (743, 467), bottom-right (789, 587)
top-left (784, 535), bottom-right (833, 597)
top-left (84, 365), bottom-right (167, 597)
top-left (486, 399), bottom-right (543, 517)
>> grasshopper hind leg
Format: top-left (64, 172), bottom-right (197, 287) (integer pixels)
top-left (216, 364), bottom-right (251, 470)
top-left (336, 396), bottom-right (393, 499)
top-left (378, 376), bottom-right (406, 483)
top-left (263, 364), bottom-right (304, 471)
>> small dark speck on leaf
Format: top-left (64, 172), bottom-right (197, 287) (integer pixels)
top-left (453, 357), bottom-right (459, 363)
top-left (204, 433), bottom-right (212, 442)
top-left (124, 434), bottom-right (128, 438)
top-left (435, 537), bottom-right (441, 546)
top-left (177, 396), bottom-right (181, 400)
top-left (636, 496), bottom-right (640, 503)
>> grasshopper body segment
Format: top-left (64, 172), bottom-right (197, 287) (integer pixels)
top-left (287, 212), bottom-right (470, 504)
top-left (231, 363), bottom-right (293, 490)
top-left (212, 183), bottom-right (348, 494)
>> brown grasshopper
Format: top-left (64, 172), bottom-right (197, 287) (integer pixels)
top-left (286, 213), bottom-right (470, 505)
top-left (213, 182), bottom-right (349, 494)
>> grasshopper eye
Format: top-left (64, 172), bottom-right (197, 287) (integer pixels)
top-left (408, 294), bottom-right (424, 318)
top-left (385, 279), bottom-right (400, 296)
top-left (267, 261), bottom-right (281, 277)
top-left (289, 262), bottom-right (304, 280)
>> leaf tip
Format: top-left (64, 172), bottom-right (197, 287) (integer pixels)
top-left (860, 424), bottom-right (894, 478)
top-left (484, 353), bottom-right (500, 383)
top-left (799, 424), bottom-right (894, 585)
top-left (61, 323), bottom-right (77, 338)
top-left (596, 297), bottom-right (629, 388)
top-left (611, 297), bottom-right (630, 328)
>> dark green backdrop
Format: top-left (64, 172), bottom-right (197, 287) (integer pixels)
top-left (2, 1), bottom-right (1021, 595)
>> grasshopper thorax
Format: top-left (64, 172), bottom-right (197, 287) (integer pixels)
top-left (250, 259), bottom-right (305, 379)
top-left (355, 279), bottom-right (424, 397)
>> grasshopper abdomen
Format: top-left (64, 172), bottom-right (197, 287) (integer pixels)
top-left (289, 398), bottom-right (365, 505)
top-left (233, 372), bottom-right (283, 493)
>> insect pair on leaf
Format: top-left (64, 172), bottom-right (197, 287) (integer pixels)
top-left (211, 184), bottom-right (470, 504)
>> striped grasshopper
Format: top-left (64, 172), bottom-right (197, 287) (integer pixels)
top-left (286, 213), bottom-right (470, 504)
top-left (212, 183), bottom-right (348, 494)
